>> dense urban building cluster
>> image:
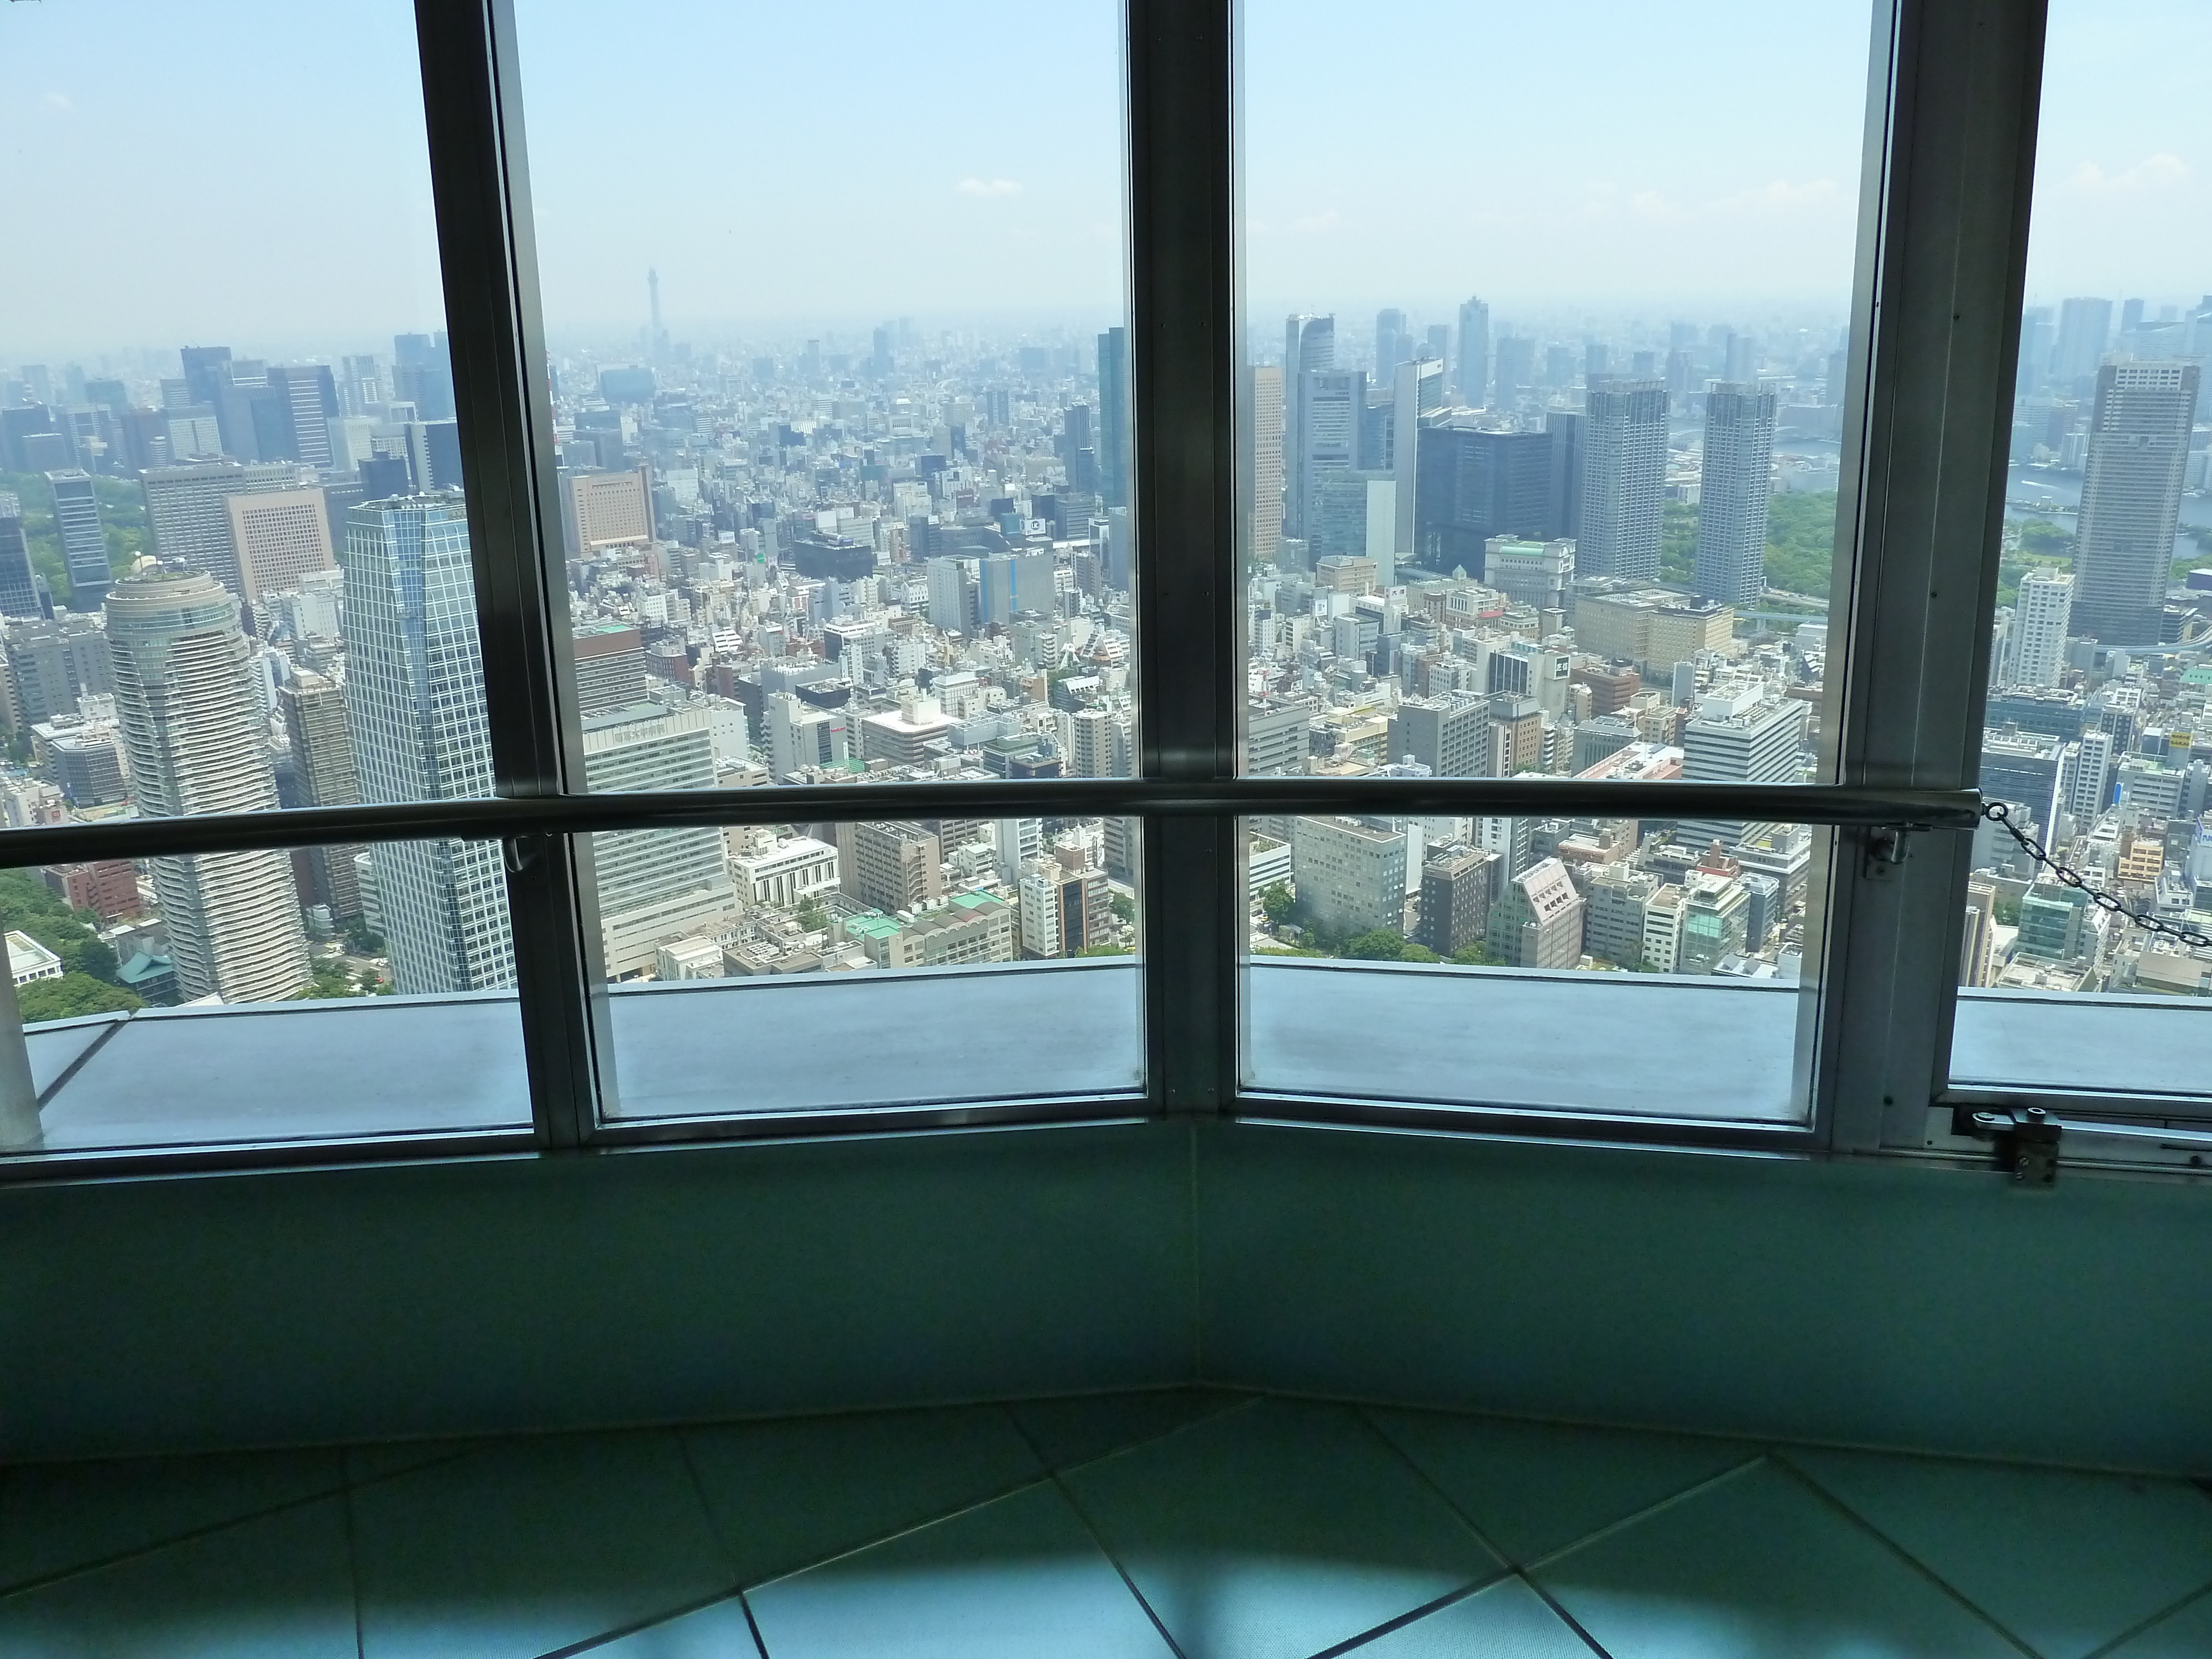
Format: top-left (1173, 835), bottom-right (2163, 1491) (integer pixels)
top-left (0, 307), bottom-right (1141, 1013)
top-left (1245, 294), bottom-right (2212, 997)
top-left (1, 272), bottom-right (2207, 1021)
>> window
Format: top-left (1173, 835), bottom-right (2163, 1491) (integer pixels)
top-left (509, 0), bottom-right (1145, 1124)
top-left (1237, 1), bottom-right (1875, 1126)
top-left (1946, 0), bottom-right (2212, 1135)
top-left (0, 0), bottom-right (2165, 1179)
top-left (0, 0), bottom-right (530, 1159)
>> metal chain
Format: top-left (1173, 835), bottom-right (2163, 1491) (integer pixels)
top-left (1981, 800), bottom-right (2212, 952)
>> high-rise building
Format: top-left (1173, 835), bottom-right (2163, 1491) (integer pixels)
top-left (2072, 361), bottom-right (2198, 646)
top-left (1388, 695), bottom-right (1490, 776)
top-left (846, 821), bottom-right (943, 915)
top-left (1492, 336), bottom-right (1534, 403)
top-left (404, 419), bottom-right (464, 494)
top-left (1017, 848), bottom-right (1110, 959)
top-left (1679, 685), bottom-right (1809, 847)
top-left (1096, 326), bottom-right (1129, 509)
top-left (1300, 368), bottom-right (1363, 543)
top-left (265, 364), bottom-right (340, 471)
top-left (343, 494), bottom-right (514, 995)
top-left (1456, 298), bottom-right (1490, 406)
top-left (1291, 815), bottom-right (1407, 937)
top-left (1485, 855), bottom-right (1584, 968)
top-left (572, 624), bottom-right (650, 715)
top-left (2064, 728), bottom-right (2115, 826)
top-left (2008, 568), bottom-right (2074, 688)
top-left (4, 613), bottom-right (109, 722)
top-left (1389, 359), bottom-right (1446, 582)
top-left (2050, 297), bottom-right (2114, 388)
top-left (226, 488), bottom-right (335, 606)
top-left (44, 471), bottom-right (111, 608)
top-left (1374, 309), bottom-right (1408, 382)
top-left (105, 571), bottom-right (309, 1003)
top-left (566, 464), bottom-right (654, 554)
top-left (1247, 364), bottom-right (1284, 566)
top-left (1416, 845), bottom-right (1496, 956)
top-left (1692, 384), bottom-right (1778, 606)
top-left (581, 703), bottom-right (739, 977)
top-left (0, 494), bottom-right (43, 619)
top-left (1577, 379), bottom-right (1668, 580)
top-left (1283, 315), bottom-right (1334, 538)
top-left (278, 669), bottom-right (364, 919)
top-left (1413, 425), bottom-right (1555, 575)
top-left (142, 461), bottom-right (299, 596)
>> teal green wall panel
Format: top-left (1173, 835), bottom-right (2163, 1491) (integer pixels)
top-left (0, 1121), bottom-right (1195, 1462)
top-left (1196, 1122), bottom-right (2212, 1475)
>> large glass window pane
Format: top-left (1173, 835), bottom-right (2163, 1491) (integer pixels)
top-left (510, 1), bottom-right (1142, 1115)
top-left (0, 2), bottom-right (526, 1154)
top-left (1953, 0), bottom-right (2212, 1105)
top-left (1238, 0), bottom-right (1875, 1120)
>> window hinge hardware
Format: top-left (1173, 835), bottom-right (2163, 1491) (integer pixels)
top-left (504, 834), bottom-right (546, 876)
top-left (1862, 824), bottom-right (1918, 879)
top-left (1953, 1105), bottom-right (2060, 1187)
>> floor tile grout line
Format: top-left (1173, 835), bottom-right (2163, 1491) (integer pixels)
top-left (1304, 1578), bottom-right (1492, 1659)
top-left (1026, 1389), bottom-right (1265, 1480)
top-left (736, 1589), bottom-right (772, 1659)
top-left (1003, 1400), bottom-right (1193, 1659)
top-left (1516, 1452), bottom-right (1773, 1576)
top-left (2073, 1572), bottom-right (2212, 1659)
top-left (530, 1582), bottom-right (749, 1659)
top-left (672, 1426), bottom-right (747, 1585)
top-left (338, 1469), bottom-right (366, 1659)
top-left (1766, 1449), bottom-right (2043, 1658)
top-left (0, 1473), bottom-right (357, 1606)
top-left (1352, 1404), bottom-right (1615, 1657)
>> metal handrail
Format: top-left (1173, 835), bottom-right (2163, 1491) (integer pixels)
top-left (0, 779), bottom-right (1983, 863)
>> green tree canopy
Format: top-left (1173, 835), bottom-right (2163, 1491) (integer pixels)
top-left (0, 869), bottom-right (120, 983)
top-left (17, 973), bottom-right (143, 1024)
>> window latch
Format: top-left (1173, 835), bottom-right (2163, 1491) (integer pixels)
top-left (504, 834), bottom-right (546, 877)
top-left (1953, 1105), bottom-right (2060, 1187)
top-left (1863, 825), bottom-right (1917, 879)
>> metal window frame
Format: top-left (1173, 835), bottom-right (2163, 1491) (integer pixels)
top-left (0, 0), bottom-right (2133, 1186)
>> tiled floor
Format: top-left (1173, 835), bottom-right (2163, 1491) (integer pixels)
top-left (3, 1390), bottom-right (2210, 1657)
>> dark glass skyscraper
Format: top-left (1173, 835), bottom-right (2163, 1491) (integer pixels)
top-left (2072, 360), bottom-right (2197, 646)
top-left (1577, 378), bottom-right (1669, 581)
top-left (1095, 325), bottom-right (1129, 509)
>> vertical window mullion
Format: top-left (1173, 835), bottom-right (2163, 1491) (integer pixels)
top-left (1128, 0), bottom-right (1241, 1113)
top-left (413, 0), bottom-right (614, 1149)
top-left (1817, 0), bottom-right (2048, 1151)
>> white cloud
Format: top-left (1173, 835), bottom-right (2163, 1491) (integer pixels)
top-left (1708, 178), bottom-right (1841, 215)
top-left (2069, 153), bottom-right (2191, 195)
top-left (956, 177), bottom-right (1022, 198)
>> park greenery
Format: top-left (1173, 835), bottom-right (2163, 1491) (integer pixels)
top-left (1661, 490), bottom-right (1838, 602)
top-left (0, 470), bottom-right (148, 606)
top-left (1257, 881), bottom-right (1498, 967)
top-left (0, 868), bottom-right (144, 1021)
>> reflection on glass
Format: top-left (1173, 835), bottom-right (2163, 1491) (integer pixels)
top-left (1962, 0), bottom-right (2212, 1033)
top-left (599, 815), bottom-right (1145, 1121)
top-left (1239, 0), bottom-right (1869, 1022)
top-left (0, 1), bottom-right (500, 1014)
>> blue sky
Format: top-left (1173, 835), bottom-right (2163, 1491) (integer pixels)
top-left (1, 1), bottom-right (2206, 363)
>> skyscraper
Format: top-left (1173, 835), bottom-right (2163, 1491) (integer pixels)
top-left (1300, 367), bottom-right (1361, 546)
top-left (2073, 361), bottom-right (2198, 646)
top-left (343, 493), bottom-right (514, 995)
top-left (1578, 378), bottom-right (1669, 581)
top-left (1456, 297), bottom-right (1490, 407)
top-left (581, 702), bottom-right (738, 977)
top-left (1413, 424), bottom-right (1554, 574)
top-left (279, 668), bottom-right (364, 919)
top-left (105, 571), bottom-right (309, 1003)
top-left (1373, 309), bottom-right (1407, 382)
top-left (1247, 364), bottom-right (1284, 566)
top-left (2008, 568), bottom-right (2074, 688)
top-left (264, 364), bottom-right (340, 471)
top-left (1283, 315), bottom-right (1334, 538)
top-left (1679, 685), bottom-right (1808, 848)
top-left (0, 494), bottom-right (44, 619)
top-left (45, 471), bottom-right (111, 608)
top-left (142, 461), bottom-right (299, 596)
top-left (2050, 297), bottom-right (2114, 389)
top-left (226, 488), bottom-right (336, 606)
top-left (1692, 383), bottom-right (1777, 606)
top-left (1095, 326), bottom-right (1129, 508)
top-left (1492, 336), bottom-right (1535, 404)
